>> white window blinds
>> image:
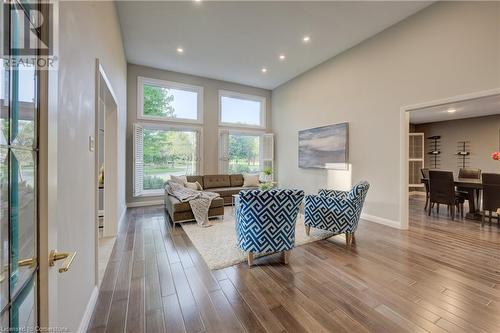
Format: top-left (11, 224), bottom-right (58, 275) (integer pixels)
top-left (133, 123), bottom-right (144, 196)
top-left (262, 133), bottom-right (274, 161)
top-left (219, 129), bottom-right (229, 174)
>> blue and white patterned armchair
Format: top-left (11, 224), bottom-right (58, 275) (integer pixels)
top-left (304, 181), bottom-right (370, 245)
top-left (236, 189), bottom-right (305, 266)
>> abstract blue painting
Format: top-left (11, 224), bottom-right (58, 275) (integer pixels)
top-left (298, 122), bottom-right (349, 169)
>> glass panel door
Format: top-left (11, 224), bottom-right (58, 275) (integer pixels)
top-left (0, 1), bottom-right (39, 330)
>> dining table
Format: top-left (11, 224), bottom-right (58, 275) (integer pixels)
top-left (421, 177), bottom-right (483, 220)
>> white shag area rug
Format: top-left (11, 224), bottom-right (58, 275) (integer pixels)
top-left (181, 207), bottom-right (335, 270)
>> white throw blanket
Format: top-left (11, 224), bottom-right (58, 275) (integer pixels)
top-left (166, 181), bottom-right (220, 227)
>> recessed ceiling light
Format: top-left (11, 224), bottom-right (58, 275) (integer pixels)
top-left (279, 54), bottom-right (286, 60)
top-left (194, 0), bottom-right (202, 2)
top-left (176, 47), bottom-right (184, 54)
top-left (261, 68), bottom-right (267, 73)
top-left (447, 109), bottom-right (456, 113)
top-left (302, 36), bottom-right (310, 43)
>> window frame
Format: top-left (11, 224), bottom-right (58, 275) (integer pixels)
top-left (134, 122), bottom-right (204, 197)
top-left (218, 90), bottom-right (266, 129)
top-left (218, 128), bottom-right (265, 174)
top-left (137, 76), bottom-right (204, 124)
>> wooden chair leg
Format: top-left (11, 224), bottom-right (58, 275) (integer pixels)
top-left (451, 205), bottom-right (455, 221)
top-left (489, 211), bottom-right (493, 225)
top-left (282, 250), bottom-right (290, 264)
top-left (428, 202), bottom-right (432, 216)
top-left (247, 252), bottom-right (254, 267)
top-left (305, 225), bottom-right (311, 236)
top-left (437, 204), bottom-right (440, 214)
top-left (460, 203), bottom-right (464, 218)
top-left (346, 233), bottom-right (353, 246)
top-left (352, 233), bottom-right (356, 244)
top-left (424, 195), bottom-right (429, 211)
top-left (481, 211), bottom-right (485, 227)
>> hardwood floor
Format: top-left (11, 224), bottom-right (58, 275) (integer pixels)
top-left (88, 197), bottom-right (500, 333)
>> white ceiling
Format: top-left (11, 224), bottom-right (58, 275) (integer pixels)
top-left (409, 94), bottom-right (500, 124)
top-left (116, 1), bottom-right (431, 90)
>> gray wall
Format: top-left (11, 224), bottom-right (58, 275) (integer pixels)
top-left (126, 64), bottom-right (272, 205)
top-left (57, 1), bottom-right (127, 330)
top-left (414, 115), bottom-right (500, 174)
top-left (271, 2), bottom-right (500, 225)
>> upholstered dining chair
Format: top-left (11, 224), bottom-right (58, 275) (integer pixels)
top-left (458, 167), bottom-right (481, 206)
top-left (458, 168), bottom-right (482, 179)
top-left (236, 189), bottom-right (304, 267)
top-left (421, 168), bottom-right (430, 210)
top-left (481, 173), bottom-right (500, 226)
top-left (428, 170), bottom-right (464, 220)
top-left (304, 181), bottom-right (370, 246)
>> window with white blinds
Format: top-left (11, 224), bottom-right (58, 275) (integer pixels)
top-left (134, 123), bottom-right (202, 196)
top-left (133, 124), bottom-right (144, 196)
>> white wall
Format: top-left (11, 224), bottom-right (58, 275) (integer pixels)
top-left (57, 1), bottom-right (126, 331)
top-left (126, 64), bottom-right (272, 205)
top-left (272, 2), bottom-right (500, 226)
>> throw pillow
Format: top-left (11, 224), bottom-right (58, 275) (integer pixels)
top-left (170, 175), bottom-right (187, 185)
top-left (185, 181), bottom-right (203, 191)
top-left (243, 173), bottom-right (260, 187)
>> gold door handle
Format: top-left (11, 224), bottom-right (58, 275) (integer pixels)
top-left (18, 257), bottom-right (37, 268)
top-left (49, 250), bottom-right (76, 273)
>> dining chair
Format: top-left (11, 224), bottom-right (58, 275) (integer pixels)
top-left (428, 170), bottom-right (464, 220)
top-left (481, 173), bottom-right (500, 226)
top-left (458, 168), bottom-right (482, 179)
top-left (420, 168), bottom-right (430, 210)
top-left (458, 168), bottom-right (481, 209)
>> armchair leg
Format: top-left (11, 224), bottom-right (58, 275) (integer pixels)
top-left (282, 250), bottom-right (290, 265)
top-left (346, 233), bottom-right (354, 246)
top-left (305, 225), bottom-right (311, 236)
top-left (247, 252), bottom-right (254, 267)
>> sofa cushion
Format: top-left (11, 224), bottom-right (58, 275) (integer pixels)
top-left (230, 174), bottom-right (244, 187)
top-left (186, 175), bottom-right (204, 188)
top-left (169, 195), bottom-right (224, 213)
top-left (203, 175), bottom-right (231, 189)
top-left (208, 186), bottom-right (260, 197)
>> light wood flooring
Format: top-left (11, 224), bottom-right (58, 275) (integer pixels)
top-left (88, 197), bottom-right (500, 333)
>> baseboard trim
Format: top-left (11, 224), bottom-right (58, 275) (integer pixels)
top-left (409, 191), bottom-right (426, 196)
top-left (361, 213), bottom-right (402, 229)
top-left (127, 199), bottom-right (163, 208)
top-left (77, 286), bottom-right (98, 333)
top-left (118, 206), bottom-right (127, 228)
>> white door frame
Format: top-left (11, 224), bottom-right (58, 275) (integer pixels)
top-left (94, 60), bottom-right (119, 286)
top-left (399, 88), bottom-right (500, 229)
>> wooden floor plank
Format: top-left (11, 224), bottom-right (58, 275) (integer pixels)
top-left (88, 199), bottom-right (500, 333)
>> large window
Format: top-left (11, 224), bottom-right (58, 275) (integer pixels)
top-left (228, 133), bottom-right (261, 173)
top-left (134, 124), bottom-right (201, 196)
top-left (138, 77), bottom-right (203, 123)
top-left (219, 90), bottom-right (265, 128)
top-left (219, 130), bottom-right (263, 174)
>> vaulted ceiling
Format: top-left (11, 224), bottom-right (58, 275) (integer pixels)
top-left (117, 1), bottom-right (431, 89)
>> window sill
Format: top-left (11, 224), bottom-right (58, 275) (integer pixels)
top-left (135, 191), bottom-right (164, 198)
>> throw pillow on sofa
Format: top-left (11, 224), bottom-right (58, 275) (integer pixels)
top-left (185, 181), bottom-right (203, 191)
top-left (243, 173), bottom-right (260, 187)
top-left (170, 175), bottom-right (187, 185)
